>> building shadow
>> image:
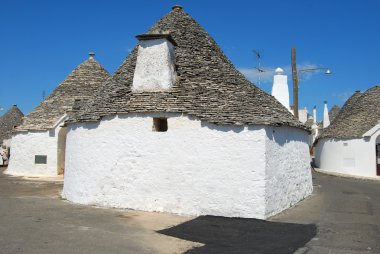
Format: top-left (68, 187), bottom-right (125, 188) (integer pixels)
top-left (158, 215), bottom-right (316, 254)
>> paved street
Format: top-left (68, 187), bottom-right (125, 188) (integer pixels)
top-left (0, 168), bottom-right (379, 253)
top-left (272, 171), bottom-right (380, 253)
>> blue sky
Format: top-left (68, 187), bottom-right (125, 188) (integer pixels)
top-left (1, 0), bottom-right (379, 121)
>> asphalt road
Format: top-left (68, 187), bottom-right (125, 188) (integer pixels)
top-left (272, 171), bottom-right (380, 254)
top-left (0, 168), bottom-right (379, 253)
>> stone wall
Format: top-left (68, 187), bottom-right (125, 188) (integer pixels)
top-left (62, 113), bottom-right (267, 218)
top-left (62, 113), bottom-right (312, 218)
top-left (6, 124), bottom-right (66, 176)
top-left (264, 126), bottom-right (312, 217)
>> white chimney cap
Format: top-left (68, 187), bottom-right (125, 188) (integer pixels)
top-left (275, 67), bottom-right (284, 74)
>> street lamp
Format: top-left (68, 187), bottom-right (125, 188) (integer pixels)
top-left (291, 47), bottom-right (331, 119)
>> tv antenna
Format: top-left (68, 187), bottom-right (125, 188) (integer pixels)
top-left (253, 50), bottom-right (267, 87)
top-left (253, 50), bottom-right (277, 87)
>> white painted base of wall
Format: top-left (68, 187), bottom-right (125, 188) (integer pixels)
top-left (62, 113), bottom-right (312, 219)
top-left (315, 130), bottom-right (380, 178)
top-left (314, 167), bottom-right (380, 181)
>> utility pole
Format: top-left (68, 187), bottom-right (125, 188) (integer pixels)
top-left (291, 47), bottom-right (299, 119)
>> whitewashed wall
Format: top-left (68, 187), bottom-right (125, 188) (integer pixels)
top-left (132, 39), bottom-right (176, 92)
top-left (63, 113), bottom-right (268, 218)
top-left (315, 129), bottom-right (380, 178)
top-left (6, 125), bottom-right (65, 176)
top-left (271, 72), bottom-right (290, 111)
top-left (62, 113), bottom-right (312, 218)
top-left (264, 126), bottom-right (312, 217)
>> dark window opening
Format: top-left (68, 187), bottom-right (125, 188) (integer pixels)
top-left (153, 118), bottom-right (168, 132)
top-left (35, 155), bottom-right (47, 164)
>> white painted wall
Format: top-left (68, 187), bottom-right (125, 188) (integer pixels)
top-left (323, 102), bottom-right (330, 128)
top-left (298, 108), bottom-right (308, 123)
top-left (2, 138), bottom-right (11, 148)
top-left (63, 113), bottom-right (267, 218)
top-left (132, 38), bottom-right (176, 92)
top-left (315, 128), bottom-right (380, 178)
top-left (6, 124), bottom-right (66, 177)
top-left (291, 107), bottom-right (308, 123)
top-left (264, 126), bottom-right (312, 217)
top-left (63, 113), bottom-right (312, 219)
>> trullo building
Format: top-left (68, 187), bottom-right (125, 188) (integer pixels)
top-left (0, 105), bottom-right (24, 148)
top-left (315, 86), bottom-right (380, 178)
top-left (62, 6), bottom-right (313, 219)
top-left (6, 54), bottom-right (109, 176)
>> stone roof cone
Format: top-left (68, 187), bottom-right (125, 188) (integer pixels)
top-left (319, 85), bottom-right (380, 139)
top-left (17, 54), bottom-right (110, 131)
top-left (70, 6), bottom-right (304, 129)
top-left (328, 105), bottom-right (341, 123)
top-left (0, 105), bottom-right (24, 144)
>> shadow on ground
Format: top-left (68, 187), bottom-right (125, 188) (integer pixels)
top-left (158, 215), bottom-right (316, 254)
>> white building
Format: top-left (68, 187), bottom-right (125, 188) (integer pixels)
top-left (6, 54), bottom-right (109, 176)
top-left (315, 86), bottom-right (380, 178)
top-left (271, 68), bottom-right (310, 124)
top-left (62, 6), bottom-right (313, 219)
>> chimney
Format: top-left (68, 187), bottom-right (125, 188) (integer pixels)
top-left (132, 34), bottom-right (177, 92)
top-left (313, 106), bottom-right (317, 124)
top-left (271, 67), bottom-right (290, 111)
top-left (323, 101), bottom-right (330, 128)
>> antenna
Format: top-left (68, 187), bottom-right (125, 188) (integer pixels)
top-left (42, 90), bottom-right (46, 100)
top-left (253, 50), bottom-right (265, 86)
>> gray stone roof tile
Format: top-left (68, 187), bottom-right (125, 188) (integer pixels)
top-left (319, 86), bottom-right (380, 139)
top-left (0, 105), bottom-right (24, 144)
top-left (329, 105), bottom-right (341, 123)
top-left (16, 57), bottom-right (110, 131)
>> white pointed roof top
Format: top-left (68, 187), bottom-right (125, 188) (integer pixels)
top-left (275, 67), bottom-right (284, 75)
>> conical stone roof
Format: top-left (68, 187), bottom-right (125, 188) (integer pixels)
top-left (70, 6), bottom-right (304, 129)
top-left (0, 105), bottom-right (24, 144)
top-left (329, 105), bottom-right (341, 123)
top-left (319, 85), bottom-right (380, 139)
top-left (17, 56), bottom-right (110, 131)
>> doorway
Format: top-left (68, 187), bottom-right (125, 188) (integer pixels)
top-left (57, 127), bottom-right (67, 175)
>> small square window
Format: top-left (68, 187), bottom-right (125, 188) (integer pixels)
top-left (153, 118), bottom-right (168, 132)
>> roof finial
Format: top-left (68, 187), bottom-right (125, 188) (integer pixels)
top-left (89, 52), bottom-right (95, 59)
top-left (172, 4), bottom-right (183, 10)
top-left (275, 67), bottom-right (284, 75)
